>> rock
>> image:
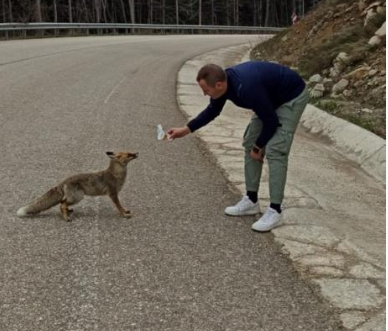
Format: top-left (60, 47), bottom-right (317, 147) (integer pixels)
top-left (368, 69), bottom-right (378, 77)
top-left (336, 52), bottom-right (351, 65)
top-left (281, 35), bottom-right (288, 42)
top-left (309, 74), bottom-right (323, 83)
top-left (368, 35), bottom-right (382, 46)
top-left (343, 66), bottom-right (371, 80)
top-left (362, 108), bottom-right (374, 113)
top-left (375, 21), bottom-right (386, 37)
top-left (359, 0), bottom-right (368, 12)
top-left (334, 62), bottom-right (346, 73)
top-left (376, 6), bottom-right (386, 14)
top-left (364, 9), bottom-right (377, 27)
top-left (331, 53), bottom-right (350, 75)
top-left (325, 11), bottom-right (334, 19)
top-left (343, 89), bottom-right (353, 97)
top-left (330, 67), bottom-right (340, 77)
top-left (310, 84), bottom-right (325, 98)
top-left (331, 92), bottom-right (344, 99)
top-left (323, 78), bottom-right (333, 84)
top-left (365, 1), bottom-right (383, 12)
top-left (333, 79), bottom-right (349, 93)
top-left (354, 80), bottom-right (366, 88)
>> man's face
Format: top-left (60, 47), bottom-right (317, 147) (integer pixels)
top-left (198, 79), bottom-right (227, 99)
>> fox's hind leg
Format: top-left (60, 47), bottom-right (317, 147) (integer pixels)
top-left (60, 185), bottom-right (84, 222)
top-left (60, 202), bottom-right (72, 222)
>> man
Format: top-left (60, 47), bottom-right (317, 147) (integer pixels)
top-left (168, 61), bottom-right (308, 232)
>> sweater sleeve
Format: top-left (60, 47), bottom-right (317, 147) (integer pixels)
top-left (187, 96), bottom-right (227, 132)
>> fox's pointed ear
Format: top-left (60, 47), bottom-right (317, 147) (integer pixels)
top-left (106, 151), bottom-right (115, 159)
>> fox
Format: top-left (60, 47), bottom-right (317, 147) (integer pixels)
top-left (17, 151), bottom-right (138, 222)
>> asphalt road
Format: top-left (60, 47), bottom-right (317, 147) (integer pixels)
top-left (0, 36), bottom-right (343, 331)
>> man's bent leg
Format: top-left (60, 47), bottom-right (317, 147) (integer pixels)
top-left (252, 89), bottom-right (308, 232)
top-left (266, 129), bottom-right (294, 204)
top-left (243, 114), bottom-right (264, 192)
top-left (224, 115), bottom-right (263, 216)
top-left (266, 88), bottom-right (309, 204)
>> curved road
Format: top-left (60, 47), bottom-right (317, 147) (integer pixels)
top-left (0, 36), bottom-right (342, 330)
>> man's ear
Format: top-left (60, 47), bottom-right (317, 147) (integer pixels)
top-left (106, 151), bottom-right (115, 159)
top-left (215, 81), bottom-right (226, 90)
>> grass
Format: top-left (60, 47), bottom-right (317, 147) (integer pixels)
top-left (298, 21), bottom-right (371, 77)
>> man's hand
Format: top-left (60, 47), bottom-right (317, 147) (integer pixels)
top-left (250, 146), bottom-right (265, 162)
top-left (167, 126), bottom-right (191, 139)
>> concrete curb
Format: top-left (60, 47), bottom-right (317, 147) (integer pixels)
top-left (302, 105), bottom-right (386, 184)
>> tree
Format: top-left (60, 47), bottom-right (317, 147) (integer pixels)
top-left (68, 0), bottom-right (72, 23)
top-left (128, 0), bottom-right (135, 23)
top-left (35, 0), bottom-right (42, 22)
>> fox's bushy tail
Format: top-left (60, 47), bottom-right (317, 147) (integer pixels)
top-left (17, 186), bottom-right (63, 217)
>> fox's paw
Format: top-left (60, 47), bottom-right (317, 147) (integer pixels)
top-left (122, 211), bottom-right (132, 218)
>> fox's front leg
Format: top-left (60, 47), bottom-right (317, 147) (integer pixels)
top-left (109, 193), bottom-right (131, 218)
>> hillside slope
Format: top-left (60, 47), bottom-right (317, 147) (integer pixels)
top-left (252, 0), bottom-right (386, 138)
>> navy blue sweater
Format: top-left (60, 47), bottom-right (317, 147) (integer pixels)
top-left (187, 61), bottom-right (306, 148)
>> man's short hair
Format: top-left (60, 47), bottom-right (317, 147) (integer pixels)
top-left (196, 64), bottom-right (226, 87)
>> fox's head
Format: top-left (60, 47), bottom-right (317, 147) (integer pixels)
top-left (106, 151), bottom-right (138, 166)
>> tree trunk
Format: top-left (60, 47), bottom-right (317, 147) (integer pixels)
top-left (2, 0), bottom-right (6, 23)
top-left (211, 0), bottom-right (214, 25)
top-left (68, 0), bottom-right (72, 23)
top-left (81, 0), bottom-right (88, 22)
top-left (101, 0), bottom-right (107, 23)
top-left (128, 0), bottom-right (135, 23)
top-left (226, 0), bottom-right (230, 26)
top-left (198, 0), bottom-right (202, 25)
top-left (151, 0), bottom-right (153, 24)
top-left (35, 0), bottom-right (42, 22)
top-left (264, 0), bottom-right (270, 26)
top-left (53, 0), bottom-right (57, 22)
top-left (7, 0), bottom-right (12, 22)
top-left (162, 0), bottom-right (165, 24)
top-left (175, 0), bottom-right (179, 25)
top-left (119, 0), bottom-right (126, 23)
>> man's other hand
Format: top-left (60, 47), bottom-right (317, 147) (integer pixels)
top-left (250, 147), bottom-right (265, 162)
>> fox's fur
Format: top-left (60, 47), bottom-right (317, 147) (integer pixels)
top-left (17, 151), bottom-right (138, 222)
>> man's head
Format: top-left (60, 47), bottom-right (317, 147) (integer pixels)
top-left (196, 64), bottom-right (227, 99)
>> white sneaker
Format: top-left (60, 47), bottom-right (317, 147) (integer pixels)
top-left (225, 196), bottom-right (260, 216)
top-left (251, 207), bottom-right (283, 232)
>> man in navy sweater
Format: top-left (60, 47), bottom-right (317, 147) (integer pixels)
top-left (168, 61), bottom-right (308, 232)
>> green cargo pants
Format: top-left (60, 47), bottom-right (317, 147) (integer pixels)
top-left (242, 88), bottom-right (309, 204)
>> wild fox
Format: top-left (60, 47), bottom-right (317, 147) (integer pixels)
top-left (17, 151), bottom-right (138, 222)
